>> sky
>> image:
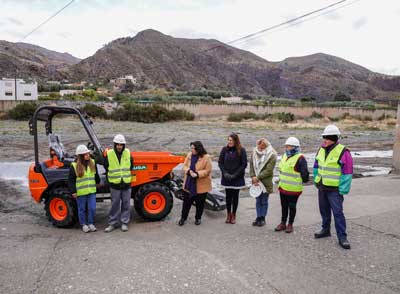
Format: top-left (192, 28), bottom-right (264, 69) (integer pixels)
top-left (1, 0), bottom-right (399, 75)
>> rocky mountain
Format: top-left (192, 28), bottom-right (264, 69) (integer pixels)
top-left (70, 29), bottom-right (400, 101)
top-left (2, 30), bottom-right (400, 101)
top-left (0, 40), bottom-right (80, 80)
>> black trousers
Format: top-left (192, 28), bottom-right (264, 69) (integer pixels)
top-left (181, 192), bottom-right (207, 221)
top-left (280, 192), bottom-right (299, 224)
top-left (225, 188), bottom-right (240, 214)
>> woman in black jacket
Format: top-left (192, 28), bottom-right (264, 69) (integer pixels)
top-left (218, 133), bottom-right (247, 224)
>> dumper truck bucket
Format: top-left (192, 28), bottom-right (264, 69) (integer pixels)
top-left (130, 151), bottom-right (184, 186)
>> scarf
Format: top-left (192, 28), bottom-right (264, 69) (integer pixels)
top-left (285, 146), bottom-right (300, 157)
top-left (184, 154), bottom-right (199, 197)
top-left (252, 144), bottom-right (276, 193)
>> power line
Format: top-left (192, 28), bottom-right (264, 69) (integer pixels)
top-left (18, 0), bottom-right (75, 42)
top-left (144, 0), bottom-right (361, 72)
top-left (232, 0), bottom-right (363, 47)
top-left (226, 0), bottom-right (348, 46)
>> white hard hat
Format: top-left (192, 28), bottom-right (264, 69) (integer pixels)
top-left (249, 184), bottom-right (262, 198)
top-left (284, 137), bottom-right (300, 147)
top-left (76, 144), bottom-right (90, 155)
top-left (321, 124), bottom-right (341, 136)
top-left (113, 134), bottom-right (126, 144)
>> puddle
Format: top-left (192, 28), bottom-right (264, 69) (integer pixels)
top-left (0, 162), bottom-right (31, 187)
top-left (0, 149), bottom-right (394, 190)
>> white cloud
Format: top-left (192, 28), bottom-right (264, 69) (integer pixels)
top-left (0, 0), bottom-right (399, 75)
top-left (352, 17), bottom-right (368, 30)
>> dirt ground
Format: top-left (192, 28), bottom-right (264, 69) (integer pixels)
top-left (0, 117), bottom-right (395, 161)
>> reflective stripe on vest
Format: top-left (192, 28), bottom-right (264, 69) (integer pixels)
top-left (107, 148), bottom-right (131, 184)
top-left (72, 159), bottom-right (96, 196)
top-left (278, 153), bottom-right (303, 192)
top-left (314, 144), bottom-right (345, 187)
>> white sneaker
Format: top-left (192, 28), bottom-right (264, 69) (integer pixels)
top-left (104, 225), bottom-right (115, 233)
top-left (121, 224), bottom-right (128, 232)
top-left (82, 225), bottom-right (90, 233)
top-left (88, 224), bottom-right (97, 232)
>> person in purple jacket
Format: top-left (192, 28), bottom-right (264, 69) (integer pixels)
top-left (313, 125), bottom-right (353, 249)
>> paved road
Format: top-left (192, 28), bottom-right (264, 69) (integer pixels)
top-left (1, 175), bottom-right (400, 294)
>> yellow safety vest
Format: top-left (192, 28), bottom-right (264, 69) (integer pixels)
top-left (279, 153), bottom-right (303, 192)
top-left (107, 149), bottom-right (131, 184)
top-left (314, 144), bottom-right (345, 187)
top-left (72, 159), bottom-right (96, 196)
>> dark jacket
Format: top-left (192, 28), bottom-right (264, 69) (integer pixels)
top-left (104, 147), bottom-right (134, 190)
top-left (68, 161), bottom-right (100, 194)
top-left (218, 146), bottom-right (248, 187)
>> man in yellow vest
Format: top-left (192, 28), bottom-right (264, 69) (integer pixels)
top-left (104, 134), bottom-right (134, 233)
top-left (313, 125), bottom-right (353, 249)
top-left (276, 137), bottom-right (309, 233)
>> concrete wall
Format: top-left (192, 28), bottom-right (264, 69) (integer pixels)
top-left (161, 103), bottom-right (397, 119)
top-left (393, 104), bottom-right (400, 173)
top-left (0, 100), bottom-right (21, 112)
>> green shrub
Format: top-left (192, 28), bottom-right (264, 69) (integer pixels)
top-left (334, 92), bottom-right (351, 102)
top-left (377, 113), bottom-right (393, 121)
top-left (8, 102), bottom-right (38, 120)
top-left (111, 104), bottom-right (195, 123)
top-left (271, 112), bottom-right (295, 123)
top-left (227, 112), bottom-right (258, 122)
top-left (361, 115), bottom-right (373, 121)
top-left (80, 104), bottom-right (108, 119)
top-left (310, 111), bottom-right (324, 119)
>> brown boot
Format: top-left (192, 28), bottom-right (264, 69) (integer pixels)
top-left (225, 213), bottom-right (231, 224)
top-left (274, 223), bottom-right (286, 232)
top-left (286, 224), bottom-right (293, 233)
top-left (231, 213), bottom-right (236, 224)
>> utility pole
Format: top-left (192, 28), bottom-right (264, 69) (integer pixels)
top-left (393, 104), bottom-right (400, 173)
top-left (14, 69), bottom-right (18, 101)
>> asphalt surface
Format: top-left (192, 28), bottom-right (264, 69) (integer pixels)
top-left (1, 174), bottom-right (400, 294)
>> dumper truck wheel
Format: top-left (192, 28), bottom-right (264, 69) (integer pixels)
top-left (45, 188), bottom-right (77, 227)
top-left (135, 182), bottom-right (173, 221)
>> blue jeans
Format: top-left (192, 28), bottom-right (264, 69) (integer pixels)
top-left (256, 192), bottom-right (269, 218)
top-left (76, 193), bottom-right (96, 225)
top-left (318, 189), bottom-right (347, 240)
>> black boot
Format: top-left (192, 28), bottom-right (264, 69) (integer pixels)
top-left (314, 229), bottom-right (331, 239)
top-left (257, 217), bottom-right (266, 227)
top-left (178, 219), bottom-right (185, 226)
top-left (339, 239), bottom-right (351, 249)
top-left (252, 217), bottom-right (260, 226)
top-left (195, 219), bottom-right (201, 225)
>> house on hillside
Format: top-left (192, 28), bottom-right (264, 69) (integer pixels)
top-left (0, 78), bottom-right (38, 100)
top-left (110, 75), bottom-right (137, 87)
top-left (59, 89), bottom-right (82, 96)
top-left (221, 96), bottom-right (243, 104)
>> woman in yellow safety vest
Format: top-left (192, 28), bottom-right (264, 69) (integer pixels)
top-left (68, 145), bottom-right (100, 233)
top-left (275, 137), bottom-right (309, 233)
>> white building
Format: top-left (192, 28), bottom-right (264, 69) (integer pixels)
top-left (110, 75), bottom-right (137, 87)
top-left (60, 89), bottom-right (82, 96)
top-left (0, 78), bottom-right (38, 101)
top-left (221, 96), bottom-right (243, 104)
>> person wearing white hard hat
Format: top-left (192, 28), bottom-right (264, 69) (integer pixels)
top-left (104, 134), bottom-right (134, 233)
top-left (313, 125), bottom-right (353, 249)
top-left (275, 137), bottom-right (309, 233)
top-left (68, 144), bottom-right (100, 233)
top-left (249, 138), bottom-right (277, 227)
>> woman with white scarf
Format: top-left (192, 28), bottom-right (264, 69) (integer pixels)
top-left (249, 138), bottom-right (277, 227)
